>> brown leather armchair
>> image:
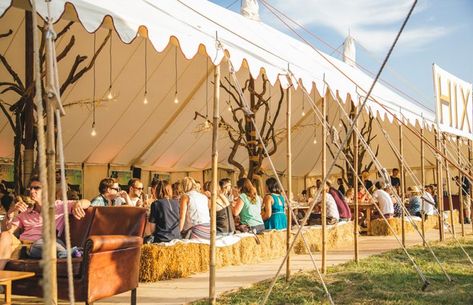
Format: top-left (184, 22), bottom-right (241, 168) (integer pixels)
top-left (5, 206), bottom-right (147, 304)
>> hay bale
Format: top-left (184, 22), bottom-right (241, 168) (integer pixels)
top-left (368, 210), bottom-right (459, 236)
top-left (139, 222), bottom-right (354, 282)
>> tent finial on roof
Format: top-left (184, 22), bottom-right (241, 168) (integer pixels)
top-left (241, 0), bottom-right (260, 21)
top-left (343, 34), bottom-right (356, 67)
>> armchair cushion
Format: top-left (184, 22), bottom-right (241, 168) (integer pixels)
top-left (87, 235), bottom-right (143, 253)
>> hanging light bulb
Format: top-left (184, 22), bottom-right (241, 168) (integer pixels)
top-left (106, 87), bottom-right (114, 101)
top-left (174, 91), bottom-right (179, 104)
top-left (173, 45), bottom-right (179, 104)
top-left (228, 106), bottom-right (232, 112)
top-left (204, 120), bottom-right (210, 129)
top-left (301, 110), bottom-right (305, 116)
top-left (143, 38), bottom-right (149, 105)
top-left (91, 34), bottom-right (97, 138)
top-left (107, 30), bottom-right (114, 101)
top-left (313, 137), bottom-right (317, 144)
top-left (339, 121), bottom-right (343, 128)
top-left (91, 122), bottom-right (97, 137)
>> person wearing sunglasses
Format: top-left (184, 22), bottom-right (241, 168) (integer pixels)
top-left (121, 178), bottom-right (144, 207)
top-left (0, 176), bottom-right (90, 270)
top-left (90, 178), bottom-right (125, 207)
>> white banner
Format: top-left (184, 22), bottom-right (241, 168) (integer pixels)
top-left (433, 64), bottom-right (473, 140)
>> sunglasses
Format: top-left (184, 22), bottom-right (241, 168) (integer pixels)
top-left (134, 187), bottom-right (144, 191)
top-left (30, 186), bottom-right (42, 190)
top-left (110, 187), bottom-right (121, 192)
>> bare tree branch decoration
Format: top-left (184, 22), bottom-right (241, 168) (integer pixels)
top-left (327, 101), bottom-right (379, 185)
top-left (194, 73), bottom-right (285, 180)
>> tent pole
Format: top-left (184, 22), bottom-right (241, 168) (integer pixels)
top-left (285, 86), bottom-right (292, 281)
top-left (420, 127), bottom-right (426, 246)
top-left (209, 63), bottom-right (220, 305)
top-left (457, 136), bottom-right (465, 237)
top-left (45, 41), bottom-right (58, 305)
top-left (31, 2), bottom-right (55, 304)
top-left (321, 95), bottom-right (327, 274)
top-left (443, 137), bottom-right (455, 236)
top-left (399, 123), bottom-right (406, 247)
top-left (436, 131), bottom-right (445, 241)
top-left (353, 103), bottom-right (359, 263)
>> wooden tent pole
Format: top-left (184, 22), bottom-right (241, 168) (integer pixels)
top-left (457, 136), bottom-right (465, 237)
top-left (31, 2), bottom-right (55, 304)
top-left (443, 137), bottom-right (455, 236)
top-left (420, 126), bottom-right (426, 246)
top-left (209, 63), bottom-right (220, 305)
top-left (353, 104), bottom-right (359, 262)
top-left (436, 131), bottom-right (445, 241)
top-left (285, 86), bottom-right (292, 281)
top-left (399, 123), bottom-right (406, 247)
top-left (45, 37), bottom-right (58, 305)
top-left (321, 95), bottom-right (327, 274)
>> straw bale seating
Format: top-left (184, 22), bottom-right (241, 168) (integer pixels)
top-left (369, 210), bottom-right (459, 236)
top-left (139, 221), bottom-right (354, 282)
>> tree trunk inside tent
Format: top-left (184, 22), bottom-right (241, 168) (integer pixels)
top-left (13, 112), bottom-right (23, 194)
top-left (195, 73), bottom-right (284, 182)
top-left (0, 20), bottom-right (110, 191)
top-left (327, 101), bottom-right (379, 186)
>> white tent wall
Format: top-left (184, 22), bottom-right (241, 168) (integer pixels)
top-left (82, 164), bottom-right (107, 199)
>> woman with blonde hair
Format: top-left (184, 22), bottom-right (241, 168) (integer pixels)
top-left (179, 177), bottom-right (210, 239)
top-left (233, 178), bottom-right (264, 233)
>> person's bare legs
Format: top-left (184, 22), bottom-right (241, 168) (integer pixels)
top-left (0, 231), bottom-right (14, 270)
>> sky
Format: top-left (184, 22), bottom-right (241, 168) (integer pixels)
top-left (209, 0), bottom-right (473, 112)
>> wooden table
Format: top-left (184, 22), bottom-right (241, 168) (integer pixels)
top-left (349, 202), bottom-right (374, 234)
top-left (0, 270), bottom-right (35, 304)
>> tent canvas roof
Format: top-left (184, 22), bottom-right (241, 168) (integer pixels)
top-left (0, 0), bottom-right (444, 177)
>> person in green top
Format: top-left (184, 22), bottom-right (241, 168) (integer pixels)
top-left (232, 178), bottom-right (265, 233)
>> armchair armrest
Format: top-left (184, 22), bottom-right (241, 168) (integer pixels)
top-left (87, 235), bottom-right (143, 253)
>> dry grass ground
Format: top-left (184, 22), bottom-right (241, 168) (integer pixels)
top-left (193, 236), bottom-right (473, 305)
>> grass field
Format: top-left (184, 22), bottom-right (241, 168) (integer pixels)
top-left (193, 236), bottom-right (473, 305)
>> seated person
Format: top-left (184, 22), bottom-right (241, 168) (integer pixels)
top-left (327, 181), bottom-right (351, 221)
top-left (215, 179), bottom-right (236, 235)
top-left (337, 178), bottom-right (346, 196)
top-left (179, 177), bottom-right (210, 239)
top-left (219, 178), bottom-right (234, 203)
top-left (344, 188), bottom-right (354, 204)
top-left (385, 187), bottom-right (402, 217)
top-left (123, 178), bottom-right (144, 207)
top-left (0, 177), bottom-right (90, 269)
top-left (261, 177), bottom-right (287, 230)
top-left (310, 183), bottom-right (340, 225)
top-left (232, 178), bottom-right (265, 233)
top-left (407, 186), bottom-right (422, 217)
top-left (357, 183), bottom-right (371, 203)
top-left (90, 178), bottom-right (125, 206)
top-left (420, 185), bottom-right (437, 217)
top-left (362, 170), bottom-right (373, 191)
top-left (148, 180), bottom-right (180, 243)
top-left (372, 181), bottom-right (394, 219)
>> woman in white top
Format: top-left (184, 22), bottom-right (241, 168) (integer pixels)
top-left (179, 177), bottom-right (210, 239)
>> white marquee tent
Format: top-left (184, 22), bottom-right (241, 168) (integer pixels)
top-left (0, 0), bottom-right (454, 197)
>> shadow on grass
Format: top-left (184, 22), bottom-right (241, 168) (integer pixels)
top-left (193, 238), bottom-right (473, 305)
